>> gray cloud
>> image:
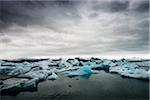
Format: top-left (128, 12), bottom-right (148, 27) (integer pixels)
top-left (0, 0), bottom-right (149, 58)
top-left (92, 0), bottom-right (129, 12)
top-left (131, 0), bottom-right (149, 12)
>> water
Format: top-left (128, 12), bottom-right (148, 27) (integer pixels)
top-left (1, 71), bottom-right (149, 100)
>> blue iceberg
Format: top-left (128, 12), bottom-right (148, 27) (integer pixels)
top-left (64, 65), bottom-right (97, 77)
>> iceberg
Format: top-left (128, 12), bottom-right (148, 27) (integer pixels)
top-left (8, 62), bottom-right (32, 76)
top-left (33, 59), bottom-right (51, 70)
top-left (0, 58), bottom-right (149, 96)
top-left (67, 59), bottom-right (80, 66)
top-left (109, 63), bottom-right (149, 79)
top-left (92, 64), bottom-right (110, 71)
top-left (147, 70), bottom-right (150, 79)
top-left (64, 65), bottom-right (97, 77)
top-left (56, 66), bottom-right (80, 73)
top-left (0, 78), bottom-right (38, 95)
top-left (47, 72), bottom-right (58, 80)
top-left (0, 67), bottom-right (15, 74)
top-left (18, 70), bottom-right (52, 81)
top-left (59, 59), bottom-right (73, 68)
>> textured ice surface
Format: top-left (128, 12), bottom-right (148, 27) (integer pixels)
top-left (18, 70), bottom-right (52, 81)
top-left (0, 67), bottom-right (15, 74)
top-left (8, 62), bottom-right (32, 76)
top-left (0, 78), bottom-right (38, 95)
top-left (47, 72), bottom-right (58, 80)
top-left (0, 58), bottom-right (149, 95)
top-left (64, 65), bottom-right (97, 77)
top-left (109, 62), bottom-right (149, 79)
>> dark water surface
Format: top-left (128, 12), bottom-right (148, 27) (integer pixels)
top-left (1, 71), bottom-right (149, 100)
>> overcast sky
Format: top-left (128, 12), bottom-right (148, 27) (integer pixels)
top-left (0, 0), bottom-right (149, 59)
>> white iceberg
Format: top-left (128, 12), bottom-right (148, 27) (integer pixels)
top-left (59, 59), bottom-right (73, 68)
top-left (109, 63), bottom-right (149, 79)
top-left (8, 62), bottom-right (32, 75)
top-left (33, 59), bottom-right (51, 69)
top-left (47, 72), bottom-right (58, 80)
top-left (19, 70), bottom-right (52, 81)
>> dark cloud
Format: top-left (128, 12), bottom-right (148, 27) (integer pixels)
top-left (109, 1), bottom-right (129, 12)
top-left (0, 1), bottom-right (38, 32)
top-left (133, 0), bottom-right (149, 12)
top-left (0, 1), bottom-right (80, 33)
top-left (0, 0), bottom-right (149, 58)
top-left (92, 0), bottom-right (129, 13)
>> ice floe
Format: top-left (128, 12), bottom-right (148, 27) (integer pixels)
top-left (0, 78), bottom-right (38, 95)
top-left (109, 63), bottom-right (149, 79)
top-left (64, 65), bottom-right (98, 77)
top-left (0, 58), bottom-right (149, 95)
top-left (18, 70), bottom-right (52, 81)
top-left (0, 67), bottom-right (15, 74)
top-left (47, 72), bottom-right (58, 80)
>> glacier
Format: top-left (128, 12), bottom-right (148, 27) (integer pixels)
top-left (0, 58), bottom-right (149, 95)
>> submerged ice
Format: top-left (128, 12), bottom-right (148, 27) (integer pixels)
top-left (0, 58), bottom-right (149, 95)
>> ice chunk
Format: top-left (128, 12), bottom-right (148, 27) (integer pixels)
top-left (132, 61), bottom-right (150, 67)
top-left (0, 67), bottom-right (15, 74)
top-left (0, 78), bottom-right (38, 95)
top-left (64, 65), bottom-right (97, 77)
top-left (57, 66), bottom-right (80, 73)
top-left (34, 59), bottom-right (51, 69)
top-left (19, 70), bottom-right (52, 81)
top-left (89, 59), bottom-right (115, 71)
top-left (0, 80), bottom-right (3, 85)
top-left (59, 59), bottom-right (73, 68)
top-left (47, 72), bottom-right (58, 80)
top-left (2, 78), bottom-right (28, 88)
top-left (92, 64), bottom-right (110, 71)
top-left (68, 59), bottom-right (80, 66)
top-left (8, 66), bottom-right (31, 76)
top-left (109, 63), bottom-right (149, 79)
top-left (7, 62), bottom-right (32, 76)
top-left (147, 70), bottom-right (150, 79)
top-left (102, 59), bottom-right (112, 65)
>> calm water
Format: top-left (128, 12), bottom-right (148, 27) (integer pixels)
top-left (1, 71), bottom-right (149, 100)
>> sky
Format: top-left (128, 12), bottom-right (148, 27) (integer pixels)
top-left (0, 0), bottom-right (149, 59)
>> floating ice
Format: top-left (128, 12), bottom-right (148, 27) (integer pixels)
top-left (19, 70), bottom-right (52, 81)
top-left (90, 62), bottom-right (111, 71)
top-left (47, 72), bottom-right (58, 80)
top-left (0, 78), bottom-right (38, 95)
top-left (0, 67), bottom-right (15, 74)
top-left (109, 63), bottom-right (149, 79)
top-left (0, 58), bottom-right (149, 95)
top-left (64, 65), bottom-right (97, 77)
top-left (57, 66), bottom-right (80, 73)
top-left (34, 59), bottom-right (51, 69)
top-left (8, 63), bottom-right (32, 76)
top-left (147, 70), bottom-right (150, 79)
